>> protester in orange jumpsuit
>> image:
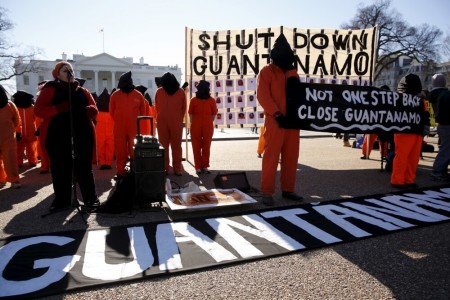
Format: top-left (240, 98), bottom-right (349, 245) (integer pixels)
top-left (145, 93), bottom-right (157, 135)
top-left (256, 33), bottom-right (303, 206)
top-left (256, 126), bottom-right (266, 158)
top-left (391, 74), bottom-right (429, 189)
top-left (95, 88), bottom-right (114, 170)
top-left (135, 85), bottom-right (152, 136)
top-left (110, 71), bottom-right (146, 178)
top-left (155, 72), bottom-right (187, 176)
top-left (33, 81), bottom-right (52, 174)
top-left (13, 91), bottom-right (38, 168)
top-left (188, 80), bottom-right (218, 174)
top-left (0, 85), bottom-right (21, 188)
top-left (360, 134), bottom-right (388, 159)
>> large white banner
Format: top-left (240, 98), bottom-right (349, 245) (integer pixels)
top-left (185, 26), bottom-right (378, 127)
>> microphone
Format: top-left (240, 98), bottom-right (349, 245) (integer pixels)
top-left (66, 70), bottom-right (73, 79)
top-left (182, 82), bottom-right (189, 90)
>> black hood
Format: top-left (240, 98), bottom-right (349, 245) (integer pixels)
top-left (96, 88), bottom-right (110, 112)
top-left (161, 72), bottom-right (180, 95)
top-left (118, 71), bottom-right (135, 93)
top-left (397, 73), bottom-right (422, 95)
top-left (12, 90), bottom-right (34, 108)
top-left (144, 92), bottom-right (153, 106)
top-left (270, 33), bottom-right (295, 71)
top-left (195, 80), bottom-right (210, 99)
top-left (135, 85), bottom-right (148, 96)
top-left (0, 85), bottom-right (9, 108)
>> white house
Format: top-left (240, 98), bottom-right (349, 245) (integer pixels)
top-left (14, 52), bottom-right (182, 98)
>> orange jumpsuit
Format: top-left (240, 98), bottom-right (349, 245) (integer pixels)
top-left (257, 64), bottom-right (300, 196)
top-left (16, 106), bottom-right (38, 166)
top-left (155, 87), bottom-right (186, 174)
top-left (188, 96), bottom-right (218, 170)
top-left (0, 101), bottom-right (21, 183)
top-left (361, 134), bottom-right (388, 158)
top-left (109, 89), bottom-right (146, 176)
top-left (390, 133), bottom-right (423, 185)
top-left (96, 111), bottom-right (114, 166)
top-left (35, 117), bottom-right (50, 173)
top-left (257, 126), bottom-right (266, 156)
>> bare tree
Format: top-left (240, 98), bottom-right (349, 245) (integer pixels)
top-left (0, 7), bottom-right (42, 86)
top-left (341, 0), bottom-right (443, 82)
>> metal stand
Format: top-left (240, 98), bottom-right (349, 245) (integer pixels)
top-left (41, 72), bottom-right (88, 223)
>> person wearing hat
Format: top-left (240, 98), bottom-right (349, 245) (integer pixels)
top-left (0, 84), bottom-right (22, 189)
top-left (391, 73), bottom-right (429, 189)
top-left (13, 90), bottom-right (39, 168)
top-left (429, 73), bottom-right (450, 181)
top-left (155, 72), bottom-right (187, 176)
top-left (188, 80), bottom-right (218, 174)
top-left (109, 71), bottom-right (146, 178)
top-left (95, 88), bottom-right (114, 170)
top-left (35, 61), bottom-right (100, 211)
top-left (256, 33), bottom-right (303, 206)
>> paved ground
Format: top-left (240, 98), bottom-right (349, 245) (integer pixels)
top-left (1, 129), bottom-right (449, 299)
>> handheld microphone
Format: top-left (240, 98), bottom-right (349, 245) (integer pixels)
top-left (67, 70), bottom-right (73, 79)
top-left (182, 82), bottom-right (189, 90)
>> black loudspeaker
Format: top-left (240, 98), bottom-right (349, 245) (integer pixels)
top-left (214, 172), bottom-right (250, 192)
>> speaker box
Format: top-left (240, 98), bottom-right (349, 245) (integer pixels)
top-left (214, 172), bottom-right (250, 192)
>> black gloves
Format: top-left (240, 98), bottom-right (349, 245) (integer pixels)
top-left (16, 132), bottom-right (22, 141)
top-left (273, 112), bottom-right (287, 128)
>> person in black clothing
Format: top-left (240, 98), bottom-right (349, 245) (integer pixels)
top-left (35, 61), bottom-right (100, 211)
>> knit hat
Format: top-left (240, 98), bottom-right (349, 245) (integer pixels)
top-left (52, 61), bottom-right (72, 79)
top-left (432, 73), bottom-right (446, 88)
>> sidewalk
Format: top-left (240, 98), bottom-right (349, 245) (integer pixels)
top-left (183, 127), bottom-right (332, 141)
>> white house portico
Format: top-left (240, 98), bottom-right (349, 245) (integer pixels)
top-left (14, 52), bottom-right (182, 98)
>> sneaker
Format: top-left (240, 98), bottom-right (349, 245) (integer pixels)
top-left (343, 141), bottom-right (351, 147)
top-left (262, 195), bottom-right (274, 206)
top-left (196, 169), bottom-right (202, 175)
top-left (202, 168), bottom-right (211, 174)
top-left (0, 182), bottom-right (6, 188)
top-left (282, 192), bottom-right (303, 201)
top-left (257, 154), bottom-right (262, 158)
top-left (11, 182), bottom-right (21, 189)
top-left (360, 156), bottom-right (368, 160)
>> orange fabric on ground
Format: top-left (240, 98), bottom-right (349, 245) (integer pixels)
top-left (95, 111), bottom-right (115, 166)
top-left (391, 133), bottom-right (422, 185)
top-left (257, 64), bottom-right (300, 195)
top-left (16, 106), bottom-right (38, 165)
top-left (257, 126), bottom-right (266, 155)
top-left (109, 89), bottom-right (146, 175)
top-left (188, 96), bottom-right (218, 170)
top-left (155, 88), bottom-right (186, 173)
top-left (0, 102), bottom-right (21, 182)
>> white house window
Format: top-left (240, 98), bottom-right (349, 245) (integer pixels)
top-left (23, 75), bottom-right (29, 85)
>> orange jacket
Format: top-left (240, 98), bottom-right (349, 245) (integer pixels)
top-left (0, 101), bottom-right (21, 145)
top-left (17, 106), bottom-right (37, 139)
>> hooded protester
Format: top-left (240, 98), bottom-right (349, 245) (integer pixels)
top-left (109, 71), bottom-right (146, 178)
top-left (13, 90), bottom-right (38, 167)
top-left (155, 72), bottom-right (187, 175)
top-left (35, 61), bottom-right (99, 211)
top-left (428, 73), bottom-right (450, 181)
top-left (145, 92), bottom-right (157, 135)
top-left (188, 80), bottom-right (218, 174)
top-left (35, 80), bottom-right (51, 174)
top-left (256, 33), bottom-right (303, 205)
top-left (0, 85), bottom-right (21, 188)
top-left (135, 85), bottom-right (151, 135)
top-left (391, 73), bottom-right (429, 189)
top-left (95, 88), bottom-right (114, 169)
